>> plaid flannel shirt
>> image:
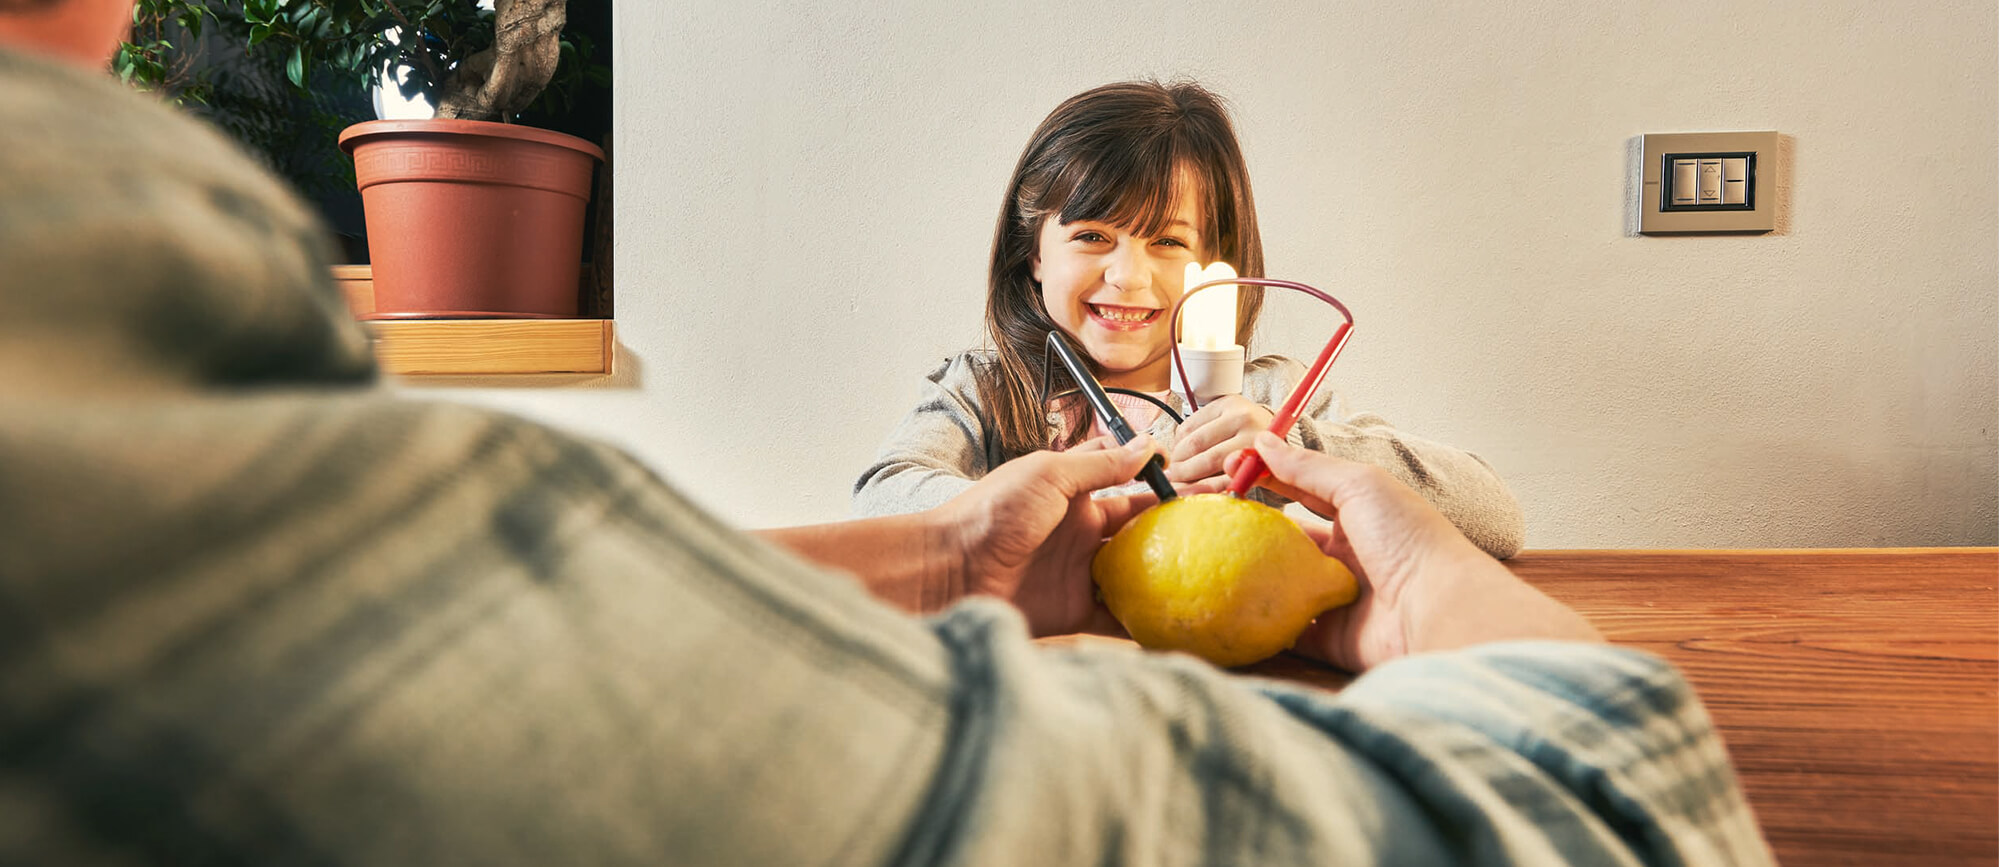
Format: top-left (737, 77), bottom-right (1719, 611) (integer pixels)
top-left (0, 45), bottom-right (1770, 865)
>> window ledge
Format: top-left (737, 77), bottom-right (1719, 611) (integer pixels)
top-left (335, 265), bottom-right (612, 376)
top-left (365, 319), bottom-right (614, 376)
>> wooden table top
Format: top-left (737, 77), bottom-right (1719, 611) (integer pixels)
top-left (1077, 548), bottom-right (2000, 866)
top-left (1506, 549), bottom-right (1997, 866)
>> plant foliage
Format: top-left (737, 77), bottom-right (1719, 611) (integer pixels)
top-left (114, 0), bottom-right (607, 120)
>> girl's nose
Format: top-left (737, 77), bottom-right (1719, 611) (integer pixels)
top-left (1103, 242), bottom-right (1153, 293)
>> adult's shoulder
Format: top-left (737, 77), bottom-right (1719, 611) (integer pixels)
top-left (0, 46), bottom-right (370, 391)
top-left (0, 46), bottom-right (314, 224)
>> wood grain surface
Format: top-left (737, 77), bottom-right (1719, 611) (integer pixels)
top-left (1503, 548), bottom-right (1997, 866)
top-left (1060, 548), bottom-right (1998, 865)
top-left (364, 319), bottom-right (614, 375)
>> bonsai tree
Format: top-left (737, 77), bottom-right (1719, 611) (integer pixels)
top-left (119, 0), bottom-right (605, 124)
top-left (250, 0), bottom-right (567, 122)
top-left (430, 0), bottom-right (564, 120)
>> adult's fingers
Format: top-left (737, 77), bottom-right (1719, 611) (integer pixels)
top-left (1073, 433), bottom-right (1169, 463)
top-left (1045, 434), bottom-right (1159, 497)
top-left (1297, 517), bottom-right (1358, 570)
top-left (1092, 491), bottom-right (1158, 535)
top-left (1242, 432), bottom-right (1377, 511)
top-left (1067, 434), bottom-right (1117, 454)
top-left (1249, 432), bottom-right (1476, 569)
top-left (1222, 444), bottom-right (1337, 516)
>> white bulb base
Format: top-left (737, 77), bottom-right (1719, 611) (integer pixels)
top-left (1177, 344), bottom-right (1245, 406)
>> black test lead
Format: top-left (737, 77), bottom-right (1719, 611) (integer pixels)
top-left (1045, 331), bottom-right (1178, 502)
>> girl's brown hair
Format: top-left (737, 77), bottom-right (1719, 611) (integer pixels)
top-left (976, 79), bottom-right (1266, 459)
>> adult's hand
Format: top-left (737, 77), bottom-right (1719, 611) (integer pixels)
top-left (1230, 432), bottom-right (1600, 671)
top-left (940, 435), bottom-right (1159, 636)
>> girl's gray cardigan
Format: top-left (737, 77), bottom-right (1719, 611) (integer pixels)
top-left (853, 351), bottom-right (1527, 558)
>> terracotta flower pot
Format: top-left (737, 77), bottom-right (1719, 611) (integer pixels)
top-left (338, 119), bottom-right (604, 319)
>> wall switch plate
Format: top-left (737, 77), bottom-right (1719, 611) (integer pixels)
top-left (1640, 131), bottom-right (1779, 234)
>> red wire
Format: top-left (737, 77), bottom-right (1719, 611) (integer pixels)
top-left (1166, 277), bottom-right (1355, 498)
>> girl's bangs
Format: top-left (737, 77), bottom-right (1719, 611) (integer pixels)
top-left (1040, 139), bottom-right (1207, 240)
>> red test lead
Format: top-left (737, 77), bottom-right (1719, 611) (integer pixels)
top-left (1167, 277), bottom-right (1355, 499)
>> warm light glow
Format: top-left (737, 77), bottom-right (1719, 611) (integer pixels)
top-left (1180, 262), bottom-right (1240, 351)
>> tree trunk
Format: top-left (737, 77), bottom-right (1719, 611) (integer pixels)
top-left (435, 0), bottom-right (566, 122)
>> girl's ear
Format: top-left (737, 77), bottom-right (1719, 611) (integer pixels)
top-left (1030, 253), bottom-right (1042, 285)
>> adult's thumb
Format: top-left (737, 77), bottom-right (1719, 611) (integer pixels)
top-left (1248, 432), bottom-right (1367, 507)
top-left (1061, 434), bottom-right (1157, 494)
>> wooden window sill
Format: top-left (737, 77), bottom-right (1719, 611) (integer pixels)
top-left (365, 319), bottom-right (614, 376)
top-left (335, 265), bottom-right (613, 377)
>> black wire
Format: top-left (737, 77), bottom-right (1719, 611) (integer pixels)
top-left (1046, 388), bottom-right (1184, 425)
top-left (1038, 337), bottom-right (1185, 427)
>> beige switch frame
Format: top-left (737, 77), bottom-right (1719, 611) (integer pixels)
top-left (1640, 131), bottom-right (1779, 234)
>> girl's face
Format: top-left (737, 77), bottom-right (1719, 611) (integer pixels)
top-left (1032, 186), bottom-right (1204, 391)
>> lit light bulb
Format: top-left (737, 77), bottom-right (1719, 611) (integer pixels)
top-left (1180, 261), bottom-right (1239, 351)
top-left (1177, 261), bottom-right (1246, 404)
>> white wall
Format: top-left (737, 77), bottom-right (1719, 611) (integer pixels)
top-left (424, 0), bottom-right (1998, 548)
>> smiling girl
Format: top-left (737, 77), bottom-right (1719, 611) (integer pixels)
top-left (853, 80), bottom-right (1526, 558)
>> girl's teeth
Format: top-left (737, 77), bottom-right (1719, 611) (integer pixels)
top-left (1092, 305), bottom-right (1154, 323)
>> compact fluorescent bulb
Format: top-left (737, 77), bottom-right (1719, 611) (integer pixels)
top-left (1178, 262), bottom-right (1245, 404)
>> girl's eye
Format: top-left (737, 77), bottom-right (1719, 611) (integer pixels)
top-left (1154, 237), bottom-right (1189, 249)
top-left (1073, 231), bottom-right (1108, 244)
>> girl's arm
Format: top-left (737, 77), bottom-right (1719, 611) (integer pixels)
top-left (851, 353), bottom-right (998, 518)
top-left (1248, 356), bottom-right (1528, 559)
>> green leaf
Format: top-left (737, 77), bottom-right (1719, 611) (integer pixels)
top-left (285, 44), bottom-right (306, 88)
top-left (249, 23), bottom-right (271, 44)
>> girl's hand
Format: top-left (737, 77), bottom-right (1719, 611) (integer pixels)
top-left (1164, 394), bottom-right (1275, 484)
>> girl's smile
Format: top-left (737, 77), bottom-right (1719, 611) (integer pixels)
top-left (1086, 303), bottom-right (1163, 329)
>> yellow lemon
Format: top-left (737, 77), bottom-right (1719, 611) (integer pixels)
top-left (1092, 493), bottom-right (1358, 667)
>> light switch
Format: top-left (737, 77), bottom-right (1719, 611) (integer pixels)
top-left (1722, 157), bottom-right (1748, 204)
top-left (1639, 131), bottom-right (1779, 234)
top-left (1697, 159), bottom-right (1723, 203)
top-left (1664, 154), bottom-right (1751, 209)
top-left (1672, 160), bottom-right (1698, 205)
